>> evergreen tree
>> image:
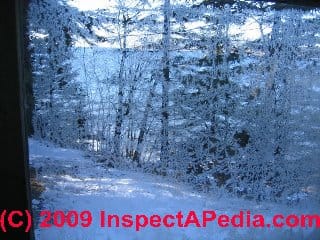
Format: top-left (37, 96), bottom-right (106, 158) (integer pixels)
top-left (29, 0), bottom-right (87, 147)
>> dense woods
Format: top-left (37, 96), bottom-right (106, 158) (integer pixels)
top-left (28, 0), bottom-right (320, 202)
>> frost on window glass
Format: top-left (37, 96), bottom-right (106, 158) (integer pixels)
top-left (28, 0), bottom-right (320, 204)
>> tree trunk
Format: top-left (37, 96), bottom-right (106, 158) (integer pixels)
top-left (114, 14), bottom-right (128, 160)
top-left (160, 0), bottom-right (171, 168)
top-left (133, 78), bottom-right (157, 166)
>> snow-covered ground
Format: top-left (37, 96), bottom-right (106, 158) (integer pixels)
top-left (29, 139), bottom-right (319, 240)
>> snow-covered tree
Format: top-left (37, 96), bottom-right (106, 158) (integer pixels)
top-left (160, 0), bottom-right (171, 170)
top-left (29, 0), bottom-right (87, 147)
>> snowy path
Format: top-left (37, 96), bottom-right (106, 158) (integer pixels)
top-left (29, 139), bottom-right (319, 240)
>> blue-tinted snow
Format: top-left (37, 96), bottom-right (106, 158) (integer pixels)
top-left (29, 139), bottom-right (320, 240)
